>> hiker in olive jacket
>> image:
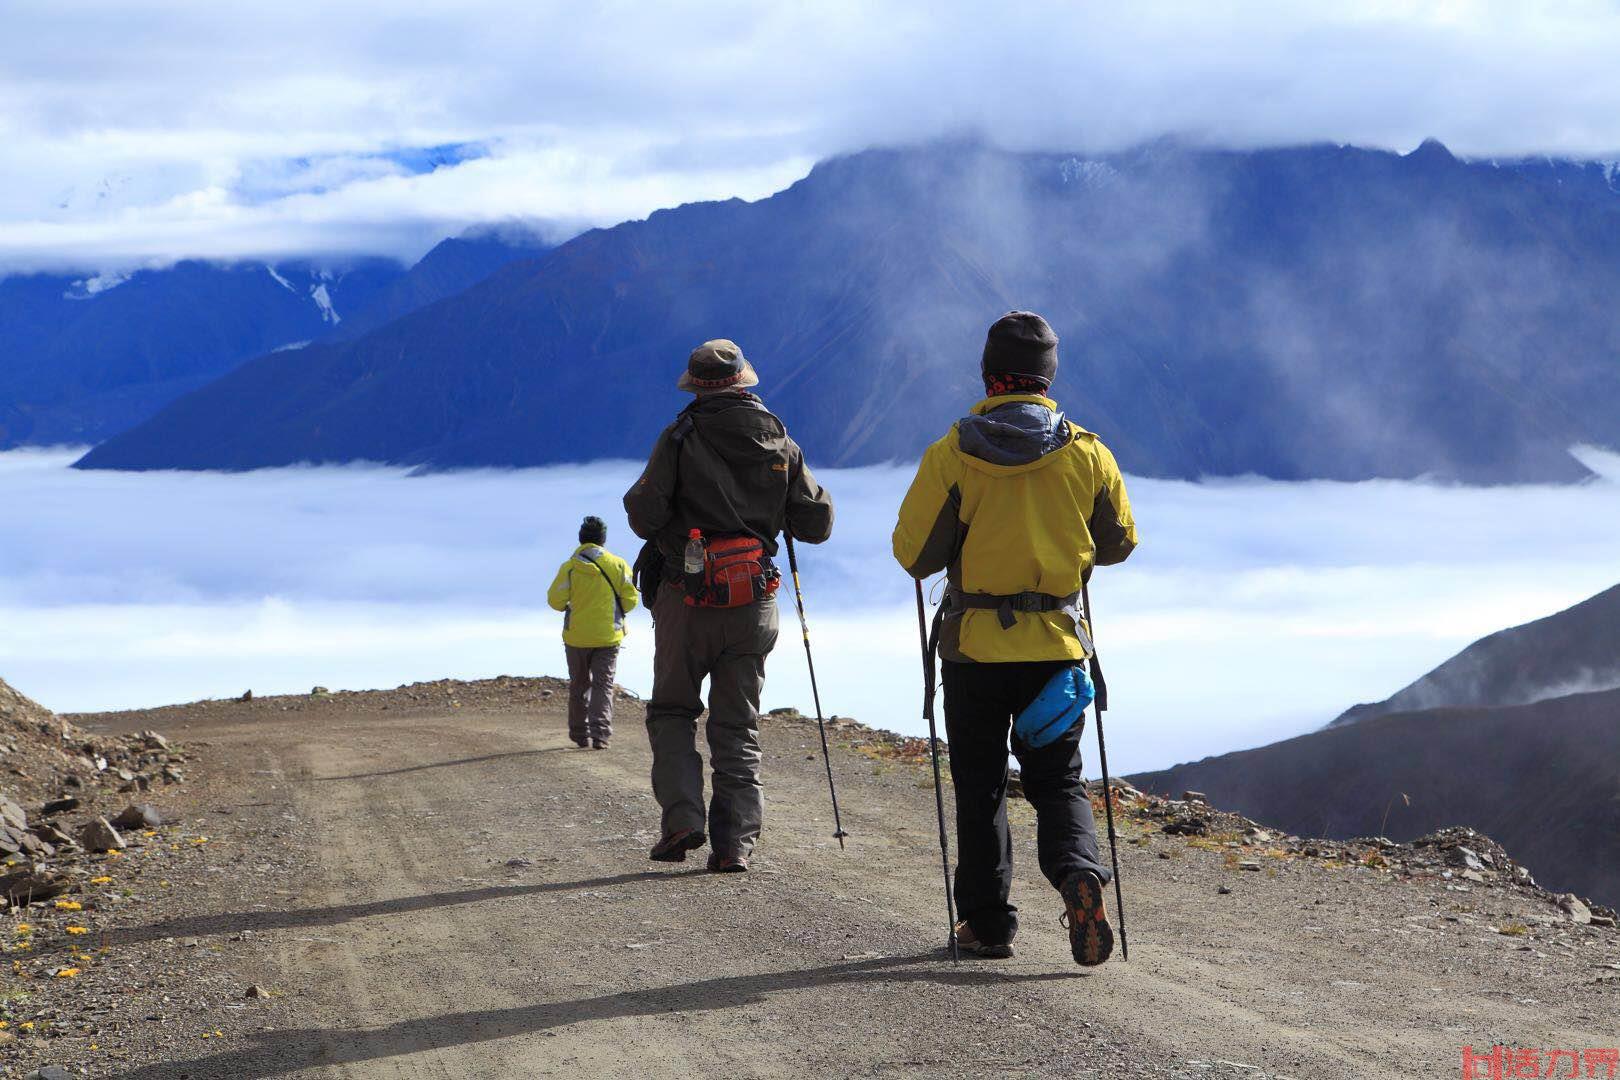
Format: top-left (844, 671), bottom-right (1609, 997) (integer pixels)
top-left (624, 339), bottom-right (834, 872)
top-left (547, 516), bottom-right (640, 749)
top-left (893, 311), bottom-right (1138, 966)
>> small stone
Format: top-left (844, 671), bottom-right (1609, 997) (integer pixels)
top-left (39, 796), bottom-right (79, 816)
top-left (244, 984), bottom-right (270, 999)
top-left (111, 804), bottom-right (167, 830)
top-left (311, 686), bottom-right (330, 696)
top-left (1217, 885), bottom-right (1233, 894)
top-left (78, 816), bottom-right (126, 853)
top-left (0, 866), bottom-right (72, 904)
top-left (26, 1066), bottom-right (71, 1080)
top-left (1182, 790), bottom-right (1209, 804)
top-left (239, 689), bottom-right (253, 702)
top-left (141, 730), bottom-right (170, 751)
top-left (0, 797), bottom-right (26, 831)
top-left (1590, 914), bottom-right (1616, 928)
top-left (1460, 869), bottom-right (1486, 883)
top-left (1558, 894), bottom-right (1593, 925)
top-left (1238, 860), bottom-right (1263, 872)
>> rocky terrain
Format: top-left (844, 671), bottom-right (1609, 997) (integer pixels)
top-left (1134, 582), bottom-right (1620, 910)
top-left (2, 674), bottom-right (1615, 1078)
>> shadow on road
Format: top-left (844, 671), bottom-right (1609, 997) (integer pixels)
top-left (115, 952), bottom-right (1087, 1079)
top-left (104, 870), bottom-right (703, 947)
top-left (306, 746), bottom-right (574, 781)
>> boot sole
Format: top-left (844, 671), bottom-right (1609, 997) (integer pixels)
top-left (649, 830), bottom-right (706, 863)
top-left (968, 941), bottom-right (1014, 959)
top-left (1061, 871), bottom-right (1115, 967)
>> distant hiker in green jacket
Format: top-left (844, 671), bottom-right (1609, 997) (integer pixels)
top-left (624, 340), bottom-right (834, 873)
top-left (547, 516), bottom-right (640, 750)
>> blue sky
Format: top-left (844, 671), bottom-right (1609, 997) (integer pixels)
top-left (6, 1), bottom-right (1620, 270)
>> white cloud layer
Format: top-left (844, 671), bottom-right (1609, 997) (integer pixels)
top-left (3, 447), bottom-right (1617, 775)
top-left (7, 1), bottom-right (1620, 269)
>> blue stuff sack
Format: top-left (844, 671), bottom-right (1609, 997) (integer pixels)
top-left (1013, 664), bottom-right (1095, 749)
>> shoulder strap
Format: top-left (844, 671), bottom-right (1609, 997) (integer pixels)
top-left (578, 551), bottom-right (626, 621)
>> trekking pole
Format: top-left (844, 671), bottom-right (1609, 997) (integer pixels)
top-left (1082, 581), bottom-right (1130, 961)
top-left (784, 534), bottom-right (848, 849)
top-left (915, 579), bottom-right (960, 964)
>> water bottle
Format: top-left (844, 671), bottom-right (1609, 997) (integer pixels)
top-left (683, 529), bottom-right (706, 600)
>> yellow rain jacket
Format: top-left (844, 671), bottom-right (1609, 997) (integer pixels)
top-left (547, 544), bottom-right (640, 649)
top-left (892, 394), bottom-right (1138, 663)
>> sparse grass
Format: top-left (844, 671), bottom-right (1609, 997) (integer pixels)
top-left (1498, 922), bottom-right (1530, 937)
top-left (1188, 831), bottom-right (1244, 852)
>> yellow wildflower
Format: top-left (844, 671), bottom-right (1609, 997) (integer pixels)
top-left (12, 924), bottom-right (30, 934)
top-left (90, 876), bottom-right (112, 885)
top-left (65, 926), bottom-right (89, 935)
top-left (191, 837), bottom-right (209, 845)
top-left (20, 1021), bottom-right (35, 1031)
top-left (55, 967), bottom-right (80, 978)
top-left (54, 901), bottom-right (82, 912)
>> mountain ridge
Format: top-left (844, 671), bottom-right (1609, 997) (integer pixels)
top-left (78, 139), bottom-right (1620, 479)
top-left (0, 228), bottom-right (554, 449)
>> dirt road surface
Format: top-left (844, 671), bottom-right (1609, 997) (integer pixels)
top-left (64, 679), bottom-right (1617, 1079)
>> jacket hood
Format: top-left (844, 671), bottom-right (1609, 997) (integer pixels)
top-left (955, 395), bottom-right (1074, 469)
top-left (684, 392), bottom-right (788, 463)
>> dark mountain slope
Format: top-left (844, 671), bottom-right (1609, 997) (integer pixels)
top-left (1131, 687), bottom-right (1620, 905)
top-left (0, 261), bottom-right (398, 448)
top-left (80, 140), bottom-right (1620, 478)
top-left (0, 229), bottom-right (552, 449)
top-left (330, 228), bottom-right (554, 339)
top-left (1333, 582), bottom-right (1620, 726)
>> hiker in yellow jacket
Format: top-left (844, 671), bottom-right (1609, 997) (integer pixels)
top-left (893, 311), bottom-right (1138, 966)
top-left (547, 516), bottom-right (640, 749)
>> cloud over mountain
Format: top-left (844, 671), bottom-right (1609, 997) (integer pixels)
top-left (8, 2), bottom-right (1620, 268)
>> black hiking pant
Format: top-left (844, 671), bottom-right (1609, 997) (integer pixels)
top-left (942, 659), bottom-right (1110, 946)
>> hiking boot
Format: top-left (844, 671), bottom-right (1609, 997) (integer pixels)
top-left (571, 737), bottom-right (590, 749)
top-left (649, 828), bottom-right (706, 863)
top-left (1060, 870), bottom-right (1115, 967)
top-left (591, 738), bottom-right (610, 750)
top-left (706, 851), bottom-right (749, 873)
top-left (954, 920), bottom-right (1014, 959)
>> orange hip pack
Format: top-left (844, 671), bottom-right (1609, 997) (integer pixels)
top-left (683, 533), bottom-right (780, 608)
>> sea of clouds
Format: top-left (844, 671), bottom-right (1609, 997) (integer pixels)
top-left (2, 446), bottom-right (1618, 774)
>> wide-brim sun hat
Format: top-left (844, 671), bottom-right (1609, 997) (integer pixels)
top-left (677, 338), bottom-right (760, 392)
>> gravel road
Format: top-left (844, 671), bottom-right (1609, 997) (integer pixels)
top-left (55, 678), bottom-right (1618, 1079)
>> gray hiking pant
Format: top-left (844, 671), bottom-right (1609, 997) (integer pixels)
top-left (646, 585), bottom-right (780, 857)
top-left (565, 644), bottom-right (619, 743)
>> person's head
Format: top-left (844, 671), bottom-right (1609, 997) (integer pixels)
top-left (981, 311), bottom-right (1059, 397)
top-left (677, 339), bottom-right (759, 395)
top-left (579, 516), bottom-right (607, 545)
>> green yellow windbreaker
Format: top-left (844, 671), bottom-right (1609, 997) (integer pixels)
top-left (547, 544), bottom-right (640, 649)
top-left (892, 394), bottom-right (1138, 663)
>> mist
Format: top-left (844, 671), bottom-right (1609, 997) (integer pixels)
top-left (3, 446), bottom-right (1618, 775)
